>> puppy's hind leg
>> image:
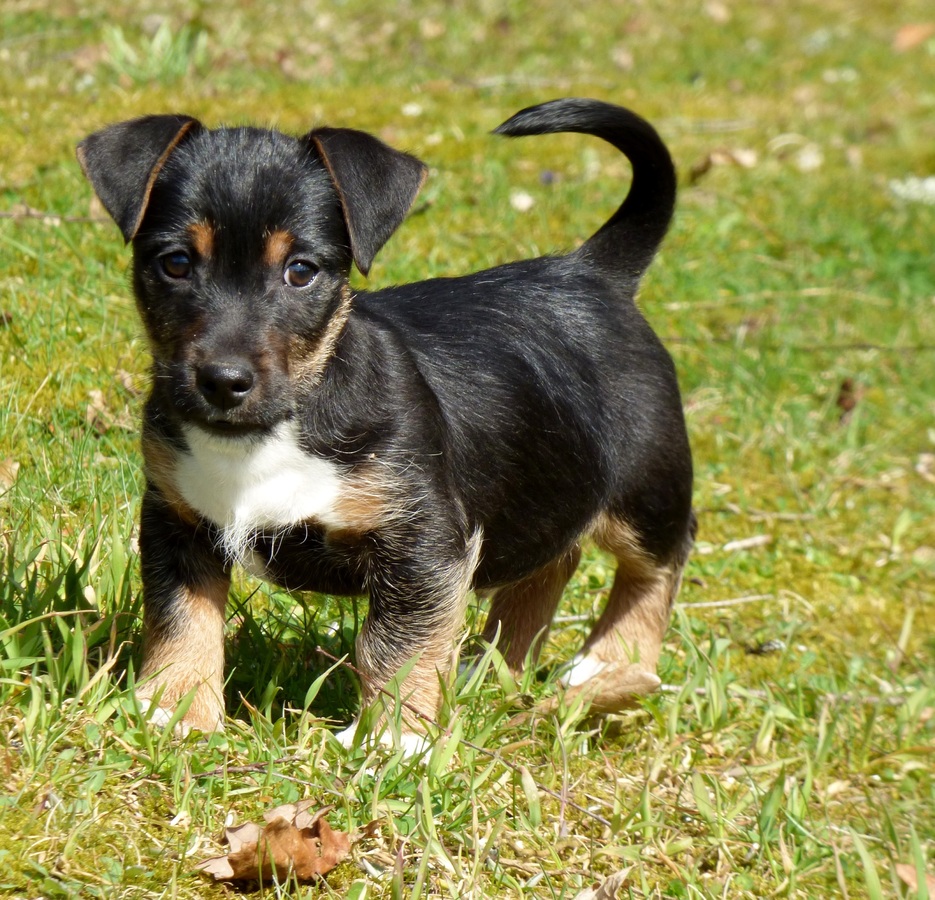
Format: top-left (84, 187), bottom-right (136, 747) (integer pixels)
top-left (560, 513), bottom-right (693, 712)
top-left (481, 545), bottom-right (581, 673)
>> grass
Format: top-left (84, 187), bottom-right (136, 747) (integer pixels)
top-left (1, 0), bottom-right (933, 896)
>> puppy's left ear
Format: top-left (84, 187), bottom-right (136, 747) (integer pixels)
top-left (307, 127), bottom-right (427, 276)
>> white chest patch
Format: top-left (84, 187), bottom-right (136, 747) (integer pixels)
top-left (176, 422), bottom-right (345, 564)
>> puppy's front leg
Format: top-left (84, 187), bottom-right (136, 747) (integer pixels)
top-left (347, 527), bottom-right (482, 746)
top-left (136, 486), bottom-right (230, 733)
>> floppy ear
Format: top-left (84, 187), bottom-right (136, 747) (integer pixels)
top-left (77, 115), bottom-right (202, 243)
top-left (307, 127), bottom-right (427, 276)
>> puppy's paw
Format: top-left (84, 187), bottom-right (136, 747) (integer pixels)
top-left (549, 655), bottom-right (661, 714)
top-left (136, 696), bottom-right (192, 736)
top-left (561, 653), bottom-right (610, 688)
top-left (334, 721), bottom-right (431, 759)
top-left (135, 689), bottom-right (224, 736)
top-left (398, 731), bottom-right (432, 758)
top-left (334, 721), bottom-right (361, 750)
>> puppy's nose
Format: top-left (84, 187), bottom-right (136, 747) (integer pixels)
top-left (196, 360), bottom-right (255, 410)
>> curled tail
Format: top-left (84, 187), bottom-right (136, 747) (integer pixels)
top-left (494, 98), bottom-right (676, 281)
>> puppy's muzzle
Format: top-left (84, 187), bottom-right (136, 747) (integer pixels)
top-left (196, 358), bottom-right (256, 411)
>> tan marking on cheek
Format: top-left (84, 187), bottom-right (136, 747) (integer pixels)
top-left (138, 574), bottom-right (229, 732)
top-left (187, 220), bottom-right (215, 259)
top-left (141, 431), bottom-right (199, 526)
top-left (263, 228), bottom-right (294, 269)
top-left (289, 284), bottom-right (353, 389)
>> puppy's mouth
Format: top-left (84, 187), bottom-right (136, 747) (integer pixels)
top-left (196, 418), bottom-right (272, 438)
top-left (179, 402), bottom-right (293, 441)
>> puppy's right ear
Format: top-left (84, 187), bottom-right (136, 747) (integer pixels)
top-left (77, 115), bottom-right (202, 243)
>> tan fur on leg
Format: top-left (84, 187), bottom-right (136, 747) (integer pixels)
top-left (556, 513), bottom-right (689, 713)
top-left (482, 545), bottom-right (581, 672)
top-left (137, 574), bottom-right (229, 733)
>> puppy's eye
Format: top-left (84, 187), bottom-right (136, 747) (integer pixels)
top-left (161, 252), bottom-right (192, 280)
top-left (284, 259), bottom-right (318, 288)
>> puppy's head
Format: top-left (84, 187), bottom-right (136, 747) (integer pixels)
top-left (78, 115), bottom-right (426, 437)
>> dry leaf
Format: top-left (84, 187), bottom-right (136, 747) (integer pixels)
top-left (895, 862), bottom-right (935, 892)
top-left (688, 148), bottom-right (758, 184)
top-left (71, 42), bottom-right (106, 73)
top-left (116, 368), bottom-right (143, 396)
top-left (0, 458), bottom-right (20, 493)
top-left (419, 18), bottom-right (445, 39)
top-left (86, 390), bottom-right (108, 432)
top-left (197, 801), bottom-right (350, 883)
top-left (611, 45), bottom-right (634, 71)
top-left (574, 870), bottom-right (630, 899)
top-left (86, 389), bottom-right (135, 434)
top-left (916, 454), bottom-right (935, 485)
top-left (836, 377), bottom-right (863, 424)
top-left (893, 23), bottom-right (935, 52)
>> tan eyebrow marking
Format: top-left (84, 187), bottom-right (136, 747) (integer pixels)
top-left (187, 220), bottom-right (215, 259)
top-left (263, 228), bottom-right (294, 269)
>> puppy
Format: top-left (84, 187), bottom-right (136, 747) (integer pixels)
top-left (77, 98), bottom-right (694, 747)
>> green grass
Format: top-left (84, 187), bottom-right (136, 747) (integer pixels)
top-left (1, 0), bottom-right (933, 896)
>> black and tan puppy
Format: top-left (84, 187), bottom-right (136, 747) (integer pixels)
top-left (77, 99), bottom-right (694, 750)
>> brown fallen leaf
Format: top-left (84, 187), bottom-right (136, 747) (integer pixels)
top-left (688, 147), bottom-right (758, 184)
top-left (86, 389), bottom-right (135, 434)
top-left (916, 453), bottom-right (935, 485)
top-left (197, 801), bottom-right (350, 883)
top-left (0, 458), bottom-right (19, 494)
top-left (115, 368), bottom-right (143, 397)
top-left (835, 377), bottom-right (863, 424)
top-left (704, 1), bottom-right (730, 24)
top-left (895, 862), bottom-right (935, 892)
top-left (70, 42), bottom-right (106, 74)
top-left (574, 870), bottom-right (631, 899)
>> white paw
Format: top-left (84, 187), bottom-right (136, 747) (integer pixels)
top-left (398, 731), bottom-right (431, 758)
top-left (560, 653), bottom-right (609, 688)
top-left (334, 721), bottom-right (431, 759)
top-left (136, 697), bottom-right (192, 736)
top-left (334, 721), bottom-right (361, 749)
